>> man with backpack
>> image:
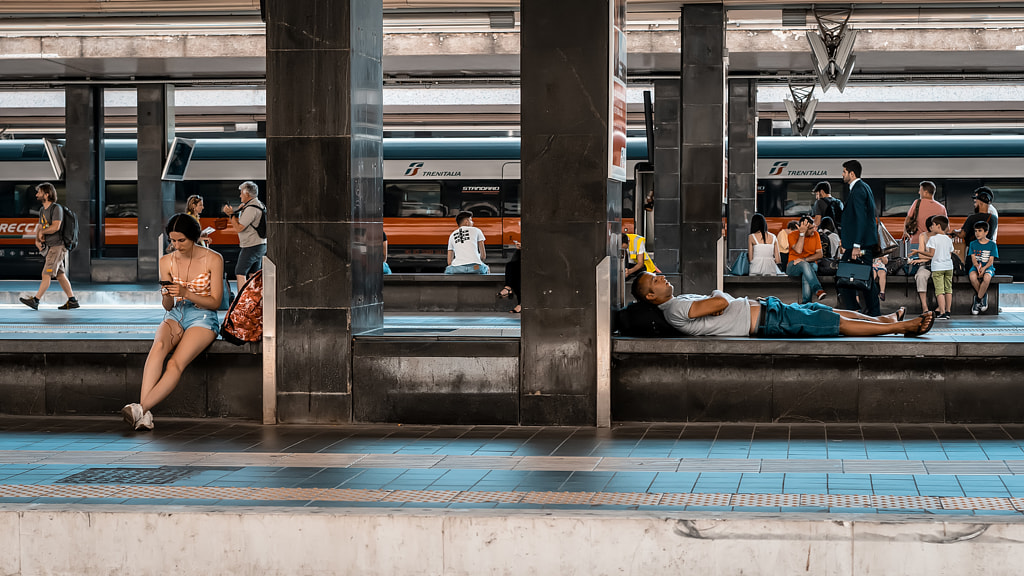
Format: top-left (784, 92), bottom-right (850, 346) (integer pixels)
top-left (19, 182), bottom-right (79, 310)
top-left (811, 181), bottom-right (843, 232)
top-left (223, 180), bottom-right (267, 295)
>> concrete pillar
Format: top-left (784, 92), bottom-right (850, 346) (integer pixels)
top-left (679, 5), bottom-right (726, 295)
top-left (136, 85), bottom-right (175, 281)
top-left (652, 79), bottom-right (681, 283)
top-left (64, 85), bottom-right (104, 282)
top-left (727, 78), bottom-right (758, 258)
top-left (520, 0), bottom-right (622, 425)
top-left (265, 0), bottom-right (384, 423)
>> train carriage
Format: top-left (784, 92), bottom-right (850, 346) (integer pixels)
top-left (1, 135), bottom-right (1022, 278)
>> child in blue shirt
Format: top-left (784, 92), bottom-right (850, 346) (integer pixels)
top-left (968, 220), bottom-right (998, 314)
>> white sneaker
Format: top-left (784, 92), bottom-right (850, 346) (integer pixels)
top-left (121, 403), bottom-right (143, 428)
top-left (135, 411), bottom-right (155, 431)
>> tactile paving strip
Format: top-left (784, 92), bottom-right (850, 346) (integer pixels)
top-left (2, 484), bottom-right (1024, 512)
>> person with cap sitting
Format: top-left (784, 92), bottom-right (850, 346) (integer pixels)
top-left (955, 186), bottom-right (998, 243)
top-left (625, 271), bottom-right (934, 339)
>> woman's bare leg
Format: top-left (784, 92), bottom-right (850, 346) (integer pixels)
top-left (140, 326), bottom-right (217, 412)
top-left (140, 320), bottom-right (183, 404)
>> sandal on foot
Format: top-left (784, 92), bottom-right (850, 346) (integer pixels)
top-left (879, 292), bottom-right (886, 301)
top-left (497, 286), bottom-right (513, 299)
top-left (905, 311), bottom-right (935, 338)
top-left (896, 307), bottom-right (906, 322)
top-left (509, 305), bottom-right (521, 314)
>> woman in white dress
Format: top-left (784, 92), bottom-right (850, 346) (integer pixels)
top-left (748, 213), bottom-right (782, 276)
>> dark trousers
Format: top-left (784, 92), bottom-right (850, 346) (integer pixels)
top-left (837, 247), bottom-right (881, 316)
top-left (505, 249), bottom-right (521, 302)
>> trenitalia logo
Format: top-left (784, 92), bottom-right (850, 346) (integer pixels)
top-left (768, 161), bottom-right (788, 176)
top-left (403, 162), bottom-right (463, 177)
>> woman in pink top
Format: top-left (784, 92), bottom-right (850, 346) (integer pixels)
top-left (121, 214), bottom-right (224, 431)
top-left (903, 180), bottom-right (947, 245)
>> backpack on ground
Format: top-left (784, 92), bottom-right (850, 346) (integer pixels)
top-left (220, 270), bottom-right (262, 345)
top-left (242, 204), bottom-right (267, 239)
top-left (826, 197), bottom-right (844, 227)
top-left (58, 204), bottom-right (79, 251)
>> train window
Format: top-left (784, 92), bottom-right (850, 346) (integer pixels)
top-left (384, 182), bottom-right (445, 218)
top-left (782, 181), bottom-right (816, 217)
top-left (985, 181), bottom-right (1024, 216)
top-left (104, 183), bottom-right (138, 217)
top-left (459, 182), bottom-right (501, 218)
top-left (0, 183), bottom-right (50, 217)
top-left (179, 181), bottom-right (265, 217)
top-left (881, 180), bottom-right (921, 217)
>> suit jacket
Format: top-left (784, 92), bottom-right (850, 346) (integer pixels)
top-left (840, 179), bottom-right (879, 252)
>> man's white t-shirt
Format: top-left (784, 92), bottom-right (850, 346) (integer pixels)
top-left (926, 233), bottom-right (955, 272)
top-left (657, 290), bottom-right (752, 337)
top-left (448, 226), bottom-right (486, 266)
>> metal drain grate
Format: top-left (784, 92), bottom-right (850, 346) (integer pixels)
top-left (58, 466), bottom-right (201, 485)
top-left (0, 324), bottom-right (151, 334)
top-left (929, 327), bottom-right (1024, 334)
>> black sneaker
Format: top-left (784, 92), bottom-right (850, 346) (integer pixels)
top-left (19, 296), bottom-right (39, 310)
top-left (58, 298), bottom-right (80, 310)
top-left (980, 294), bottom-right (989, 312)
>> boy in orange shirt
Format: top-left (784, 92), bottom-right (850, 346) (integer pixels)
top-left (786, 215), bottom-right (827, 304)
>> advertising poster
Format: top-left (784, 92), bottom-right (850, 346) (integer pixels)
top-left (608, 0), bottom-right (628, 182)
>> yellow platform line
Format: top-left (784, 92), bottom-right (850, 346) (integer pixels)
top-left (1, 484), bottom-right (1023, 512)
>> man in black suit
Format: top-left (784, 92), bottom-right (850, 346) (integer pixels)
top-left (839, 160), bottom-right (882, 316)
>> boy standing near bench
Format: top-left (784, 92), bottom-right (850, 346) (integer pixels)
top-left (922, 215), bottom-right (954, 320)
top-left (968, 220), bottom-right (998, 314)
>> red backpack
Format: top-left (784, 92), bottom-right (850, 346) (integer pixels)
top-left (220, 270), bottom-right (263, 345)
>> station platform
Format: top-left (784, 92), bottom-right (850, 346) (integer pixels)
top-left (3, 416), bottom-right (1024, 574)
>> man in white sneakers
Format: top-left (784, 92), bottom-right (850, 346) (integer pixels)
top-left (445, 211), bottom-right (489, 274)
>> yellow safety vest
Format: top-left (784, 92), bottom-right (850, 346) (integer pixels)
top-left (625, 233), bottom-right (659, 273)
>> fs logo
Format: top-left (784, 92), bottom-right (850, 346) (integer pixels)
top-left (768, 161), bottom-right (788, 176)
top-left (404, 162), bottom-right (425, 176)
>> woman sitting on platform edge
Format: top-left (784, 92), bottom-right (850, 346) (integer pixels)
top-left (122, 214), bottom-right (224, 431)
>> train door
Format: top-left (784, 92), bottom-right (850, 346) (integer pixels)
top-left (501, 162), bottom-right (521, 260)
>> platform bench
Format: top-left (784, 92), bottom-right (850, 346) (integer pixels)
top-left (383, 273), bottom-right (511, 312)
top-left (723, 273), bottom-right (1011, 315)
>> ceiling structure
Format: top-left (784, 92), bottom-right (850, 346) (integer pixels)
top-left (0, 1), bottom-right (1022, 134)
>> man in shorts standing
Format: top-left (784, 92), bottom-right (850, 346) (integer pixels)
top-left (20, 182), bottom-right (79, 310)
top-left (223, 181), bottom-right (267, 293)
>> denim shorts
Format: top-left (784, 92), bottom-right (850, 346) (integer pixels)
top-left (757, 296), bottom-right (841, 338)
top-left (969, 266), bottom-right (995, 277)
top-left (445, 263), bottom-right (489, 274)
top-left (235, 244), bottom-right (267, 277)
top-left (163, 300), bottom-right (220, 334)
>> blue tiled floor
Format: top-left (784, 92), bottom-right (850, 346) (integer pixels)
top-left (4, 417), bottom-right (1024, 515)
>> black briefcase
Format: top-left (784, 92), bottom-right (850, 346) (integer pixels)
top-left (836, 261), bottom-right (873, 292)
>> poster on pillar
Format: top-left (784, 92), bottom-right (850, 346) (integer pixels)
top-left (608, 0), bottom-right (628, 183)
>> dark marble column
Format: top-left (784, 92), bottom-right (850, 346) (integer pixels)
top-left (680, 5), bottom-right (726, 295)
top-left (653, 79), bottom-right (681, 284)
top-left (64, 85), bottom-right (104, 282)
top-left (520, 0), bottom-right (621, 425)
top-left (136, 85), bottom-right (175, 281)
top-left (727, 79), bottom-right (758, 258)
top-left (265, 0), bottom-right (384, 423)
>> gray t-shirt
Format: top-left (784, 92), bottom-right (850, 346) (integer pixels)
top-left (657, 290), bottom-right (752, 337)
top-left (237, 199), bottom-right (266, 248)
top-left (39, 203), bottom-right (65, 248)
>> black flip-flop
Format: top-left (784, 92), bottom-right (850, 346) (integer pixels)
top-left (497, 287), bottom-right (513, 299)
top-left (896, 307), bottom-right (906, 322)
top-left (905, 311), bottom-right (934, 337)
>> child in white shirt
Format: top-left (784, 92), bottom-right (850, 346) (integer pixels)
top-left (922, 215), bottom-right (954, 319)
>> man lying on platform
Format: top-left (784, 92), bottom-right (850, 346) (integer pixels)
top-left (627, 272), bottom-right (934, 338)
